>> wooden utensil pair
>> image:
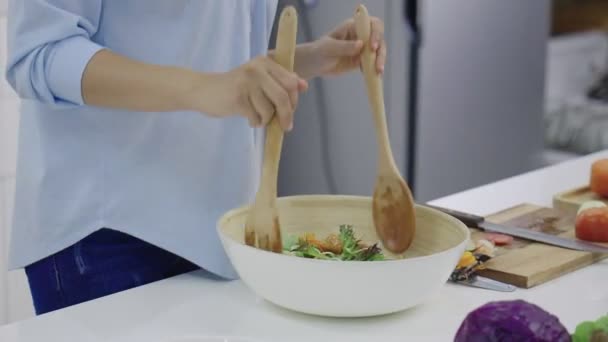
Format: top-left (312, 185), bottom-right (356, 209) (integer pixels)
top-left (244, 4), bottom-right (416, 255)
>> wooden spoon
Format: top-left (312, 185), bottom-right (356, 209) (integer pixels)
top-left (244, 6), bottom-right (298, 252)
top-left (354, 4), bottom-right (416, 254)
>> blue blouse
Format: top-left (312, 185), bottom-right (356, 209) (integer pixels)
top-left (5, 0), bottom-right (278, 280)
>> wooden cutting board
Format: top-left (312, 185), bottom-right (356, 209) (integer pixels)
top-left (553, 185), bottom-right (608, 216)
top-left (472, 203), bottom-right (607, 288)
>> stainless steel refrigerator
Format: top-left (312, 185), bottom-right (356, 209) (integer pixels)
top-left (273, 0), bottom-right (550, 202)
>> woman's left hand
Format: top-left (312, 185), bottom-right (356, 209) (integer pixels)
top-left (294, 16), bottom-right (386, 79)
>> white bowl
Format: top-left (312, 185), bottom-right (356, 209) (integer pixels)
top-left (218, 195), bottom-right (469, 317)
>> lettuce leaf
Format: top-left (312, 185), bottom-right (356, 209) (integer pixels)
top-left (572, 315), bottom-right (608, 342)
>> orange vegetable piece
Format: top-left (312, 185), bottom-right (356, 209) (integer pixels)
top-left (590, 159), bottom-right (608, 198)
top-left (304, 233), bottom-right (342, 254)
top-left (457, 251), bottom-right (476, 269)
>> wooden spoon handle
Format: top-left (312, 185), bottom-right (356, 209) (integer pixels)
top-left (354, 5), bottom-right (396, 172)
top-left (259, 6), bottom-right (298, 197)
top-left (274, 7), bottom-right (298, 71)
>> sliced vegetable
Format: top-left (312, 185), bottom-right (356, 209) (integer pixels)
top-left (484, 232), bottom-right (514, 246)
top-left (465, 238), bottom-right (476, 250)
top-left (575, 207), bottom-right (608, 242)
top-left (454, 300), bottom-right (570, 342)
top-left (450, 242), bottom-right (493, 281)
top-left (456, 251), bottom-right (476, 269)
top-left (474, 239), bottom-right (496, 257)
top-left (577, 200), bottom-right (607, 216)
top-left (591, 159), bottom-right (608, 197)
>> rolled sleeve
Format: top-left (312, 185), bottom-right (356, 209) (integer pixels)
top-left (47, 36), bottom-right (104, 105)
top-left (5, 0), bottom-right (103, 106)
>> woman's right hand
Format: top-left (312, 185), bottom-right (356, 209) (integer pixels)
top-left (79, 49), bottom-right (306, 131)
top-left (188, 56), bottom-right (308, 132)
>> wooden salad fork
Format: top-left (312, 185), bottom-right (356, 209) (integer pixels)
top-left (244, 6), bottom-right (298, 252)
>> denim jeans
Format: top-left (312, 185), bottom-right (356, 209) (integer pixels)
top-left (24, 228), bottom-right (200, 315)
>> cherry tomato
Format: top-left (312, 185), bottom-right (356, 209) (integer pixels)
top-left (590, 159), bottom-right (608, 198)
top-left (575, 207), bottom-right (608, 242)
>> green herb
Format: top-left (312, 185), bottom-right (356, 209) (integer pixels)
top-left (572, 315), bottom-right (608, 342)
top-left (282, 224), bottom-right (385, 261)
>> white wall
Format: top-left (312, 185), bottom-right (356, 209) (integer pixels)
top-left (0, 0), bottom-right (36, 324)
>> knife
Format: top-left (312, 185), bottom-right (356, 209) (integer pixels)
top-left (452, 275), bottom-right (517, 292)
top-left (427, 205), bottom-right (608, 254)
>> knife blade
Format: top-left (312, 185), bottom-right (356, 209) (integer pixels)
top-left (452, 275), bottom-right (517, 292)
top-left (427, 205), bottom-right (608, 254)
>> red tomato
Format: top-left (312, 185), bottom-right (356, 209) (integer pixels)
top-left (590, 159), bottom-right (608, 198)
top-left (484, 233), bottom-right (513, 246)
top-left (575, 207), bottom-right (608, 242)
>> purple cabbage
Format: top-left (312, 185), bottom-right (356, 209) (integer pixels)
top-left (454, 300), bottom-right (571, 342)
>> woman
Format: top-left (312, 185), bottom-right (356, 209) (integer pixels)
top-left (5, 0), bottom-right (386, 315)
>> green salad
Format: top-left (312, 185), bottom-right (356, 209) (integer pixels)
top-left (573, 315), bottom-right (608, 342)
top-left (282, 224), bottom-right (385, 261)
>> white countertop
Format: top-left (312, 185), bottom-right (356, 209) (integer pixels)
top-left (2, 151), bottom-right (608, 342)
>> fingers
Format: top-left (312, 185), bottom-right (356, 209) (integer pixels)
top-left (244, 95), bottom-right (261, 128)
top-left (247, 112), bottom-right (261, 128)
top-left (370, 17), bottom-right (386, 74)
top-left (297, 79), bottom-right (308, 92)
top-left (249, 88), bottom-right (274, 127)
top-left (238, 57), bottom-right (307, 131)
top-left (329, 18), bottom-right (354, 40)
top-left (266, 61), bottom-right (300, 111)
top-left (370, 17), bottom-right (384, 52)
top-left (324, 37), bottom-right (363, 57)
top-left (265, 60), bottom-right (309, 131)
top-left (377, 41), bottom-right (386, 74)
top-left (261, 71), bottom-right (295, 132)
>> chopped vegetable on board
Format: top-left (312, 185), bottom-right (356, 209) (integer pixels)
top-left (474, 239), bottom-right (496, 256)
top-left (483, 232), bottom-right (513, 246)
top-left (450, 239), bottom-right (494, 281)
